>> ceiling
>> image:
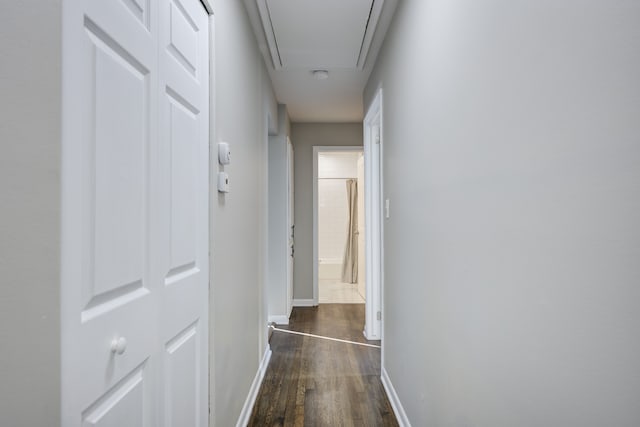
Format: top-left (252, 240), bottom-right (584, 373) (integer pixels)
top-left (243, 0), bottom-right (398, 123)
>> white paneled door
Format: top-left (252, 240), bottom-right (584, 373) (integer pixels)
top-left (61, 0), bottom-right (209, 425)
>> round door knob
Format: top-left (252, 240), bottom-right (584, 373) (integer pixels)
top-left (110, 337), bottom-right (127, 355)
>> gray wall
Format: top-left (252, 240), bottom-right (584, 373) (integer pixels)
top-left (211, 2), bottom-right (277, 425)
top-left (365, 0), bottom-right (640, 425)
top-left (290, 123), bottom-right (363, 301)
top-left (0, 2), bottom-right (62, 426)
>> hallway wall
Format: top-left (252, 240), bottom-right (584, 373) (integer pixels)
top-left (212, 2), bottom-right (278, 425)
top-left (290, 123), bottom-right (363, 301)
top-left (0, 2), bottom-right (62, 426)
top-left (365, 0), bottom-right (640, 425)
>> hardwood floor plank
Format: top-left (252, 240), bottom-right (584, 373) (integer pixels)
top-left (248, 304), bottom-right (398, 426)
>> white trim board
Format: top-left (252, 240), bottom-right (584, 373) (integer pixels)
top-left (200, 0), bottom-right (214, 15)
top-left (235, 347), bottom-right (272, 427)
top-left (362, 88), bottom-right (384, 341)
top-left (292, 299), bottom-right (316, 307)
top-left (381, 368), bottom-right (411, 427)
top-left (268, 315), bottom-right (290, 325)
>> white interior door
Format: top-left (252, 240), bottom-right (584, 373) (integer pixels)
top-left (286, 138), bottom-right (294, 316)
top-left (61, 0), bottom-right (209, 425)
top-left (158, 0), bottom-right (209, 426)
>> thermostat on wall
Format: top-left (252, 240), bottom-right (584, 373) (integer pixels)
top-left (218, 142), bottom-right (231, 165)
top-left (217, 171), bottom-right (229, 193)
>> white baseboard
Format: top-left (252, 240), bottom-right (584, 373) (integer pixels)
top-left (381, 367), bottom-right (411, 427)
top-left (268, 315), bottom-right (289, 325)
top-left (235, 346), bottom-right (272, 427)
top-left (292, 299), bottom-right (316, 307)
top-left (363, 329), bottom-right (381, 341)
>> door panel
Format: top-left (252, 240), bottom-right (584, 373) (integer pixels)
top-left (168, 1), bottom-right (199, 76)
top-left (166, 94), bottom-right (198, 277)
top-left (120, 0), bottom-right (151, 30)
top-left (164, 322), bottom-right (200, 427)
top-left (63, 1), bottom-right (158, 422)
top-left (87, 18), bottom-right (149, 309)
top-left (159, 0), bottom-right (209, 426)
top-left (82, 364), bottom-right (148, 427)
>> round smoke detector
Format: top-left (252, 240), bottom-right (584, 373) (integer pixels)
top-left (312, 70), bottom-right (329, 80)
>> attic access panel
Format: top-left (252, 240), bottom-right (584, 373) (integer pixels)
top-left (257, 0), bottom-right (384, 70)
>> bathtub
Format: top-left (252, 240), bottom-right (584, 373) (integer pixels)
top-left (319, 258), bottom-right (342, 280)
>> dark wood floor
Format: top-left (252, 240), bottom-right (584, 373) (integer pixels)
top-left (248, 304), bottom-right (398, 426)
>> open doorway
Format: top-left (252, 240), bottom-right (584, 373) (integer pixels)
top-left (311, 103), bottom-right (383, 341)
top-left (314, 149), bottom-right (366, 304)
top-left (362, 88), bottom-right (383, 341)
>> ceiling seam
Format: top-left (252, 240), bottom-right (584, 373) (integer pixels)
top-left (264, 0), bottom-right (283, 68)
top-left (356, 0), bottom-right (376, 68)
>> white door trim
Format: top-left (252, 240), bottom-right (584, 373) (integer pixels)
top-left (207, 11), bottom-right (216, 424)
top-left (363, 88), bottom-right (384, 341)
top-left (286, 137), bottom-right (295, 318)
top-left (200, 0), bottom-right (214, 15)
top-left (312, 146), bottom-right (364, 306)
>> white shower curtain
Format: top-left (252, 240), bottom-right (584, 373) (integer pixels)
top-left (341, 179), bottom-right (358, 284)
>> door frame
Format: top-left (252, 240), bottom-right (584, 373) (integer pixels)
top-left (286, 137), bottom-right (294, 317)
top-left (363, 88), bottom-right (384, 341)
top-left (200, 0), bottom-right (214, 14)
top-left (312, 145), bottom-right (365, 306)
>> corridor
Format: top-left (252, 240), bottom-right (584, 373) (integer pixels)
top-left (249, 305), bottom-right (397, 426)
top-left (3, 1), bottom-right (640, 425)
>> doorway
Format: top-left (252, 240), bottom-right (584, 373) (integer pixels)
top-left (362, 88), bottom-right (383, 341)
top-left (314, 149), bottom-right (366, 304)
